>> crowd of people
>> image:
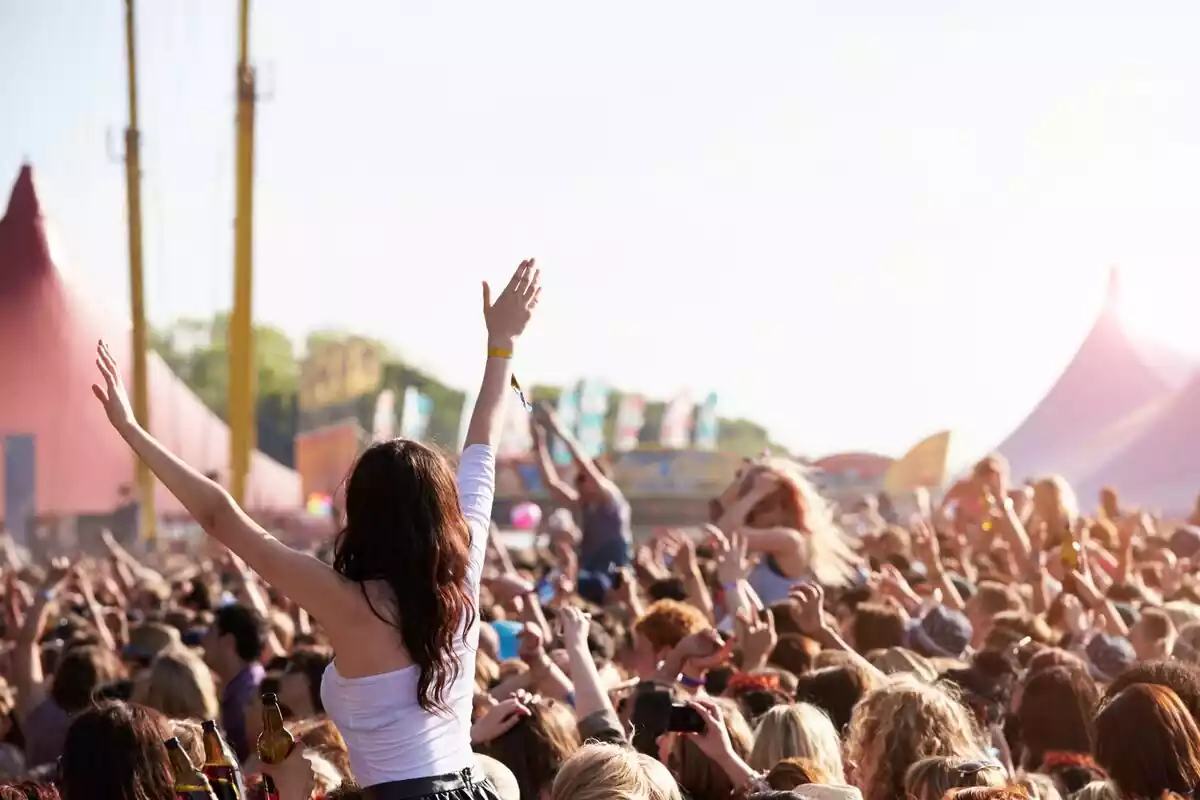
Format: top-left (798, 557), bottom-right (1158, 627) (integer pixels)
top-left (4, 260), bottom-right (1200, 799)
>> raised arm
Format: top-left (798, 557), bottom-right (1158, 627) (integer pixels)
top-left (534, 404), bottom-right (621, 504)
top-left (89, 342), bottom-right (359, 628)
top-left (529, 420), bottom-right (579, 507)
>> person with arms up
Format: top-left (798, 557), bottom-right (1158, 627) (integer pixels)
top-left (91, 260), bottom-right (543, 800)
top-left (530, 404), bottom-right (632, 602)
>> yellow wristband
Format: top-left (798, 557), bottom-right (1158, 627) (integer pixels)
top-left (487, 348), bottom-right (513, 359)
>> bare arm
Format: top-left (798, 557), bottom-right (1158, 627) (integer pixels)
top-left (530, 424), bottom-right (579, 507)
top-left (91, 342), bottom-right (359, 630)
top-left (464, 259), bottom-right (542, 450)
top-left (536, 406), bottom-right (620, 504)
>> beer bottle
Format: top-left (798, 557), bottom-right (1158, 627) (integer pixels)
top-left (257, 693), bottom-right (295, 800)
top-left (201, 720), bottom-right (241, 800)
top-left (166, 737), bottom-right (217, 800)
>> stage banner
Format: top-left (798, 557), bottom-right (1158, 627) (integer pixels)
top-left (372, 389), bottom-right (397, 442)
top-left (3, 435), bottom-right (36, 547)
top-left (693, 392), bottom-right (720, 451)
top-left (660, 391), bottom-right (694, 449)
top-left (399, 387), bottom-right (434, 442)
top-left (576, 380), bottom-right (611, 458)
top-left (614, 394), bottom-right (646, 452)
top-left (613, 449), bottom-right (741, 498)
top-left (551, 385), bottom-right (581, 465)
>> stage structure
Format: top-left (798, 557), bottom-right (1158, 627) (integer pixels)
top-left (121, 0), bottom-right (156, 542)
top-left (228, 0), bottom-right (259, 506)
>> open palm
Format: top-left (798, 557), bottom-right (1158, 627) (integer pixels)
top-left (483, 259), bottom-right (541, 346)
top-left (91, 340), bottom-right (136, 431)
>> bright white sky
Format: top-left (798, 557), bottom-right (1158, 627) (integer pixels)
top-left (4, 1), bottom-right (1200, 460)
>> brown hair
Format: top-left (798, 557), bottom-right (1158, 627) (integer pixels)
top-left (974, 582), bottom-right (1023, 616)
top-left (1017, 666), bottom-right (1098, 769)
top-left (1095, 684), bottom-right (1200, 799)
top-left (50, 646), bottom-right (126, 714)
top-left (850, 603), bottom-right (907, 652)
top-left (332, 440), bottom-right (476, 714)
top-left (633, 600), bottom-right (710, 652)
top-left (765, 757), bottom-right (832, 790)
top-left (793, 662), bottom-right (880, 734)
top-left (904, 756), bottom-right (1007, 800)
top-left (59, 702), bottom-right (173, 800)
top-left (767, 633), bottom-right (820, 676)
top-left (484, 700), bottom-right (580, 800)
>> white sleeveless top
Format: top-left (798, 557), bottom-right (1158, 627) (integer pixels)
top-left (321, 444), bottom-right (494, 787)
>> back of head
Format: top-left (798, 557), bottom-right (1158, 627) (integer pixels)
top-left (213, 603), bottom-right (268, 663)
top-left (60, 701), bottom-right (173, 800)
top-left (333, 438), bottom-right (475, 714)
top-left (1103, 659), bottom-right (1200, 724)
top-left (750, 703), bottom-right (844, 781)
top-left (551, 743), bottom-right (681, 800)
top-left (1094, 683), bottom-right (1200, 800)
top-left (136, 647), bottom-right (219, 721)
top-left (903, 756), bottom-right (1007, 800)
top-left (50, 645), bottom-right (126, 714)
top-left (793, 663), bottom-right (877, 735)
top-left (845, 676), bottom-right (984, 800)
top-left (484, 700), bottom-right (580, 799)
top-left (1017, 666), bottom-right (1098, 765)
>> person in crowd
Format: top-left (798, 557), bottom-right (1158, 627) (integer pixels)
top-left (748, 704), bottom-right (844, 782)
top-left (1094, 683), bottom-right (1200, 799)
top-left (131, 645), bottom-right (220, 722)
top-left (203, 602), bottom-right (267, 760)
top-left (529, 401), bottom-right (634, 593)
top-left (57, 701), bottom-right (176, 800)
top-left (88, 259), bottom-right (542, 797)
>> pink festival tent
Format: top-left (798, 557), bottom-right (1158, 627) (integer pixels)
top-left (0, 164), bottom-right (301, 520)
top-left (993, 270), bottom-right (1189, 496)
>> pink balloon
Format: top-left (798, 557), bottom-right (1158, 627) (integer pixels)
top-left (510, 501), bottom-right (543, 531)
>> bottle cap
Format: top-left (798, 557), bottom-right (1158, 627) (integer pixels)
top-left (202, 720), bottom-right (218, 731)
top-left (262, 692), bottom-right (279, 704)
top-left (164, 737), bottom-right (182, 750)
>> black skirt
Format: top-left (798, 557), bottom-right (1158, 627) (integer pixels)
top-left (363, 768), bottom-right (501, 800)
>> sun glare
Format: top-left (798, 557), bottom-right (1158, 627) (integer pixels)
top-left (1115, 270), bottom-right (1200, 356)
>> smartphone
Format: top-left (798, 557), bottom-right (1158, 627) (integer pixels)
top-left (667, 703), bottom-right (706, 734)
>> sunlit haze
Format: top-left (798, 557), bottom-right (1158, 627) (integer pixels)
top-left (4, 1), bottom-right (1200, 461)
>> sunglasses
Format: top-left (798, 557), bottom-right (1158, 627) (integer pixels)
top-left (953, 760), bottom-right (1003, 778)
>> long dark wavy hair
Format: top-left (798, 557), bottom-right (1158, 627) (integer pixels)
top-left (332, 439), bottom-right (475, 714)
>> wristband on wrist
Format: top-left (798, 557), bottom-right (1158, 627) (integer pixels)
top-left (678, 673), bottom-right (705, 689)
top-left (487, 346), bottom-right (531, 411)
top-left (38, 589), bottom-right (55, 604)
top-left (487, 348), bottom-right (513, 359)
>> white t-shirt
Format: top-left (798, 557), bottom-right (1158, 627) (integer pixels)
top-left (321, 444), bottom-right (494, 787)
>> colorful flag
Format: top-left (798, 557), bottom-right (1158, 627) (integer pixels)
top-left (576, 380), bottom-right (611, 458)
top-left (551, 385), bottom-right (581, 465)
top-left (372, 389), bottom-right (396, 442)
top-left (614, 394), bottom-right (647, 451)
top-left (660, 391), bottom-right (694, 449)
top-left (400, 387), bottom-right (434, 441)
top-left (693, 392), bottom-right (720, 451)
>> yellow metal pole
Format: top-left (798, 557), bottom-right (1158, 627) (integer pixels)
top-left (229, 0), bottom-right (257, 506)
top-left (123, 0), bottom-right (157, 543)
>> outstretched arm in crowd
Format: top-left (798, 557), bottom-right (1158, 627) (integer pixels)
top-left (529, 418), bottom-right (579, 507)
top-left (90, 341), bottom-right (359, 630)
top-left (534, 402), bottom-right (623, 504)
top-left (463, 259), bottom-right (541, 451)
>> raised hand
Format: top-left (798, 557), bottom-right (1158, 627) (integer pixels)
top-left (91, 340), bottom-right (136, 431)
top-left (788, 582), bottom-right (829, 638)
top-left (483, 259), bottom-right (542, 349)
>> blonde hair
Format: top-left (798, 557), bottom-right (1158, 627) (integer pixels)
top-left (904, 755), bottom-right (1007, 800)
top-left (134, 647), bottom-right (219, 722)
top-left (550, 743), bottom-right (681, 800)
top-left (844, 676), bottom-right (985, 800)
top-left (749, 703), bottom-right (845, 781)
top-left (1032, 476), bottom-right (1078, 539)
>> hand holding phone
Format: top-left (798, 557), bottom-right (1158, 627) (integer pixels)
top-left (667, 702), bottom-right (706, 734)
